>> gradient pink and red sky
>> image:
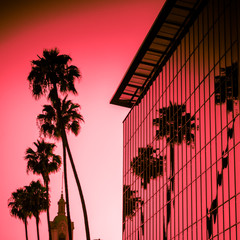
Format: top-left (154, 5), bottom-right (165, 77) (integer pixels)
top-left (0, 1), bottom-right (165, 239)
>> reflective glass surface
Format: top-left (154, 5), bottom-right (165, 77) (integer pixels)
top-left (123, 0), bottom-right (240, 239)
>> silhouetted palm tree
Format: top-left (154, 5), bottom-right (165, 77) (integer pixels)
top-left (28, 48), bottom-right (90, 240)
top-left (131, 145), bottom-right (165, 189)
top-left (37, 97), bottom-right (83, 239)
top-left (123, 185), bottom-right (144, 234)
top-left (153, 102), bottom-right (196, 190)
top-left (25, 180), bottom-right (48, 240)
top-left (8, 188), bottom-right (32, 240)
top-left (207, 63), bottom-right (238, 238)
top-left (25, 139), bottom-right (61, 240)
top-left (153, 102), bottom-right (197, 235)
top-left (214, 63), bottom-right (238, 111)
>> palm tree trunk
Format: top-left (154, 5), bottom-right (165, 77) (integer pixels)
top-left (170, 143), bottom-right (174, 191)
top-left (63, 129), bottom-right (91, 240)
top-left (62, 138), bottom-right (73, 240)
top-left (24, 218), bottom-right (28, 240)
top-left (36, 215), bottom-right (40, 240)
top-left (46, 181), bottom-right (52, 240)
top-left (52, 84), bottom-right (84, 239)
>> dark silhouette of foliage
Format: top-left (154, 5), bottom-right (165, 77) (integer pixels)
top-left (153, 102), bottom-right (197, 233)
top-left (141, 206), bottom-right (144, 235)
top-left (123, 185), bottom-right (143, 233)
top-left (163, 219), bottom-right (167, 240)
top-left (131, 145), bottom-right (165, 189)
top-left (38, 96), bottom-right (83, 139)
top-left (25, 180), bottom-right (48, 240)
top-left (8, 188), bottom-right (32, 240)
top-left (222, 146), bottom-right (228, 170)
top-left (28, 48), bottom-right (90, 240)
top-left (227, 118), bottom-right (235, 139)
top-left (37, 96), bottom-right (84, 240)
top-left (28, 48), bottom-right (80, 102)
top-left (206, 196), bottom-right (218, 239)
top-left (153, 102), bottom-right (196, 145)
top-left (214, 63), bottom-right (238, 111)
top-left (153, 102), bottom-right (197, 189)
top-left (167, 185), bottom-right (171, 224)
top-left (206, 208), bottom-right (213, 239)
top-left (207, 63), bottom-right (239, 239)
top-left (25, 139), bottom-right (61, 240)
top-left (210, 197), bottom-right (218, 224)
top-left (217, 171), bottom-right (222, 186)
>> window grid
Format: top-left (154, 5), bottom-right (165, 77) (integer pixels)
top-left (122, 0), bottom-right (240, 239)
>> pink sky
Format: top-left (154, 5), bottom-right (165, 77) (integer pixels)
top-left (0, 1), bottom-right (165, 239)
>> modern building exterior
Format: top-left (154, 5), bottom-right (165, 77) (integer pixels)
top-left (50, 193), bottom-right (74, 240)
top-left (111, 0), bottom-right (240, 239)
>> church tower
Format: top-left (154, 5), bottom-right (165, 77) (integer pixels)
top-left (50, 193), bottom-right (74, 240)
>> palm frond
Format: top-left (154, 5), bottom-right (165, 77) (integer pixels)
top-left (28, 48), bottom-right (80, 100)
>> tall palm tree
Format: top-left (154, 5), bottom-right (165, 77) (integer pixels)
top-left (25, 180), bottom-right (48, 240)
top-left (37, 96), bottom-right (85, 240)
top-left (28, 48), bottom-right (90, 240)
top-left (153, 102), bottom-right (196, 190)
top-left (8, 188), bottom-right (32, 240)
top-left (25, 139), bottom-right (61, 240)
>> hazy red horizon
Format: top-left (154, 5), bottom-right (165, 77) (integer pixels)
top-left (0, 1), bottom-right (165, 239)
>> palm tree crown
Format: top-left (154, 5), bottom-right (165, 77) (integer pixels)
top-left (27, 48), bottom-right (80, 102)
top-left (25, 139), bottom-right (61, 240)
top-left (25, 139), bottom-right (61, 183)
top-left (37, 96), bottom-right (84, 139)
top-left (25, 180), bottom-right (48, 217)
top-left (8, 188), bottom-right (32, 221)
top-left (25, 180), bottom-right (48, 240)
top-left (8, 188), bottom-right (32, 240)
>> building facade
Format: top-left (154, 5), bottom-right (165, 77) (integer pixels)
top-left (111, 0), bottom-right (240, 239)
top-left (50, 194), bottom-right (74, 240)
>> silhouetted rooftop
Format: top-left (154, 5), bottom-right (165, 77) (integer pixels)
top-left (110, 0), bottom-right (207, 108)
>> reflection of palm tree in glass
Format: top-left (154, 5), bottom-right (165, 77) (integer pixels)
top-left (37, 96), bottom-right (84, 240)
top-left (28, 49), bottom-right (90, 240)
top-left (131, 145), bottom-right (165, 189)
top-left (25, 180), bottom-right (48, 240)
top-left (153, 102), bottom-right (196, 190)
top-left (214, 63), bottom-right (238, 111)
top-left (153, 102), bottom-right (196, 236)
top-left (25, 139), bottom-right (61, 240)
top-left (207, 63), bottom-right (238, 238)
top-left (8, 188), bottom-right (32, 240)
top-left (123, 185), bottom-right (144, 234)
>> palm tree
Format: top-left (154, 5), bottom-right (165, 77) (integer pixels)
top-left (27, 48), bottom-right (90, 240)
top-left (153, 102), bottom-right (196, 190)
top-left (153, 102), bottom-right (197, 236)
top-left (8, 188), bottom-right (32, 240)
top-left (25, 139), bottom-right (61, 240)
top-left (25, 180), bottom-right (48, 240)
top-left (131, 145), bottom-right (165, 189)
top-left (123, 185), bottom-right (144, 234)
top-left (37, 96), bottom-right (84, 240)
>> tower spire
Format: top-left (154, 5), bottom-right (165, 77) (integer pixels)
top-left (61, 170), bottom-right (64, 196)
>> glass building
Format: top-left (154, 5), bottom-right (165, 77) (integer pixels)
top-left (111, 0), bottom-right (240, 239)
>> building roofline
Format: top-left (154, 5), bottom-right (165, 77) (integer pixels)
top-left (110, 0), bottom-right (207, 108)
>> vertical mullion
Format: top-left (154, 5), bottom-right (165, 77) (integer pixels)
top-left (202, 4), bottom-right (209, 240)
